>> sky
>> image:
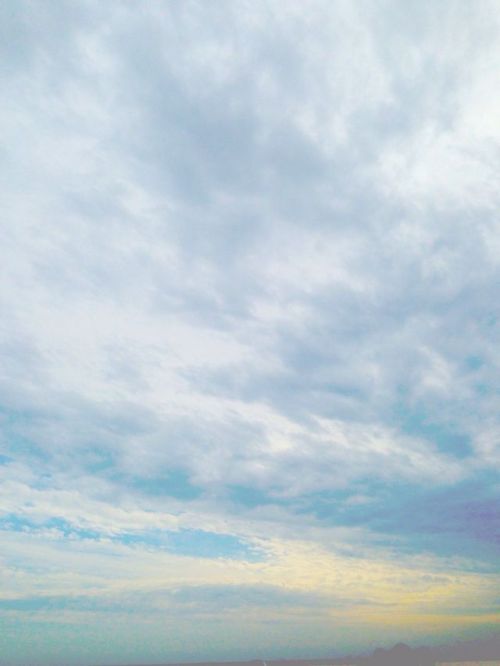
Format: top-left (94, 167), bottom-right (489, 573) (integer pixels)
top-left (1, 1), bottom-right (500, 665)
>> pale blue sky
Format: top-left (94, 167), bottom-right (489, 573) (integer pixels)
top-left (1, 1), bottom-right (499, 664)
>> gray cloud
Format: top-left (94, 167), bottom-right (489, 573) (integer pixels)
top-left (1, 4), bottom-right (500, 662)
top-left (2, 0), bottom-right (500, 519)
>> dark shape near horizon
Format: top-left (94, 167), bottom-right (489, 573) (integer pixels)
top-left (356, 636), bottom-right (500, 666)
top-left (360, 643), bottom-right (434, 666)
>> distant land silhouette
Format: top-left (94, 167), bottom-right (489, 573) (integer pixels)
top-left (105, 634), bottom-right (500, 666)
top-left (357, 635), bottom-right (500, 666)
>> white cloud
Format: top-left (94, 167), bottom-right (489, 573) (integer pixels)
top-left (1, 1), bottom-right (500, 661)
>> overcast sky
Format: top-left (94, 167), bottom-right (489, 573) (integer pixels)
top-left (1, 1), bottom-right (500, 665)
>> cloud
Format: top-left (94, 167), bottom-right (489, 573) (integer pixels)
top-left (1, 1), bottom-right (500, 663)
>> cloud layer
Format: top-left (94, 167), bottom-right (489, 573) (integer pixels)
top-left (1, 1), bottom-right (500, 664)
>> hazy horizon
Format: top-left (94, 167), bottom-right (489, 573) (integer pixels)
top-left (91, 634), bottom-right (500, 666)
top-left (1, 1), bottom-right (499, 665)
